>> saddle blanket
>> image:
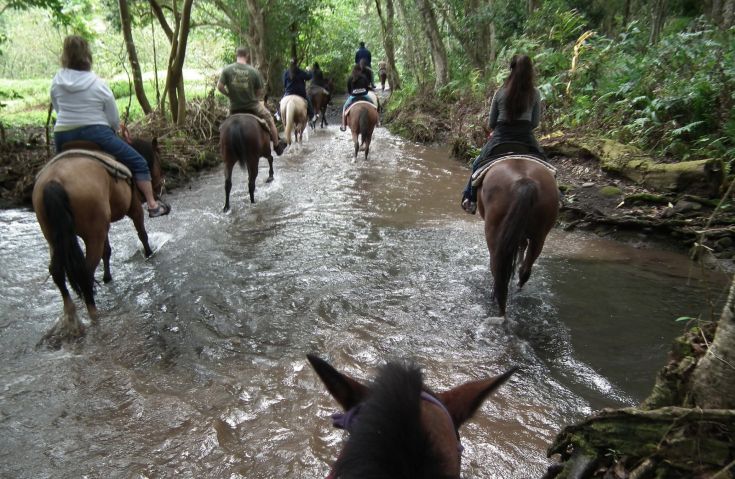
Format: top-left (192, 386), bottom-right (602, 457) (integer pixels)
top-left (471, 154), bottom-right (557, 188)
top-left (231, 113), bottom-right (269, 132)
top-left (344, 100), bottom-right (378, 117)
top-left (39, 149), bottom-right (132, 180)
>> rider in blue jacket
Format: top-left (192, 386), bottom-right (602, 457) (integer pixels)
top-left (354, 41), bottom-right (371, 68)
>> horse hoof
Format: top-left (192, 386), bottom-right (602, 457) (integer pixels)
top-left (103, 274), bottom-right (112, 283)
top-left (266, 176), bottom-right (274, 183)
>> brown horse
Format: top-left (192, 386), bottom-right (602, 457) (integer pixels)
top-left (32, 138), bottom-right (163, 344)
top-left (476, 154), bottom-right (559, 316)
top-left (379, 67), bottom-right (387, 91)
top-left (308, 79), bottom-right (333, 129)
top-left (279, 94), bottom-right (308, 145)
top-left (345, 101), bottom-right (379, 160)
top-left (308, 354), bottom-right (516, 478)
top-left (220, 113), bottom-right (274, 211)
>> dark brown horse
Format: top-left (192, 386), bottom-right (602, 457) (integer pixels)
top-left (379, 66), bottom-right (387, 91)
top-left (220, 113), bottom-right (275, 211)
top-left (32, 138), bottom-right (163, 344)
top-left (309, 79), bottom-right (333, 129)
top-left (308, 354), bottom-right (516, 478)
top-left (345, 101), bottom-right (379, 160)
top-left (477, 155), bottom-right (559, 316)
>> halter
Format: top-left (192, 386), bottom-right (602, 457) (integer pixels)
top-left (326, 391), bottom-right (463, 478)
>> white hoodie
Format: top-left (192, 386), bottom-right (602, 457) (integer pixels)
top-left (50, 69), bottom-right (119, 131)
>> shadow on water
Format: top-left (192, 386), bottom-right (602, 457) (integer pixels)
top-left (0, 125), bottom-right (727, 478)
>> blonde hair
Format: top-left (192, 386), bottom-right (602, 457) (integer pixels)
top-left (61, 35), bottom-right (92, 71)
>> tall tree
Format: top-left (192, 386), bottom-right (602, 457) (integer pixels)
top-left (648, 0), bottom-right (667, 44)
top-left (119, 0), bottom-right (153, 115)
top-left (375, 0), bottom-right (401, 90)
top-left (416, 0), bottom-right (448, 90)
top-left (149, 0), bottom-right (194, 125)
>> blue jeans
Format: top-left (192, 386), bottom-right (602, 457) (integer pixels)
top-left (343, 94), bottom-right (372, 111)
top-left (54, 125), bottom-right (151, 181)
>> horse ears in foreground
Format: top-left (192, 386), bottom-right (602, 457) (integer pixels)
top-left (307, 354), bottom-right (517, 428)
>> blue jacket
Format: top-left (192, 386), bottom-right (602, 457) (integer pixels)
top-left (355, 47), bottom-right (371, 67)
top-left (283, 68), bottom-right (313, 98)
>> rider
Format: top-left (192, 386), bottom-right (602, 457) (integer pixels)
top-left (282, 58), bottom-right (315, 121)
top-left (218, 47), bottom-right (287, 156)
top-left (461, 54), bottom-right (544, 214)
top-left (340, 64), bottom-right (373, 132)
top-left (51, 35), bottom-right (170, 217)
top-left (358, 58), bottom-right (376, 90)
top-left (354, 41), bottom-right (371, 68)
top-left (310, 62), bottom-right (328, 90)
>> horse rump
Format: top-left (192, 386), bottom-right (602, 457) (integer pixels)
top-left (41, 181), bottom-right (94, 303)
top-left (220, 118), bottom-right (249, 168)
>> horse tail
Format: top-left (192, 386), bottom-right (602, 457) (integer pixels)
top-left (223, 119), bottom-right (248, 168)
top-left (493, 178), bottom-right (537, 312)
top-left (358, 107), bottom-right (370, 145)
top-left (41, 181), bottom-right (94, 303)
top-left (285, 99), bottom-right (295, 143)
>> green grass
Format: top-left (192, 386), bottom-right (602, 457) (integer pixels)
top-left (1, 71), bottom-right (217, 127)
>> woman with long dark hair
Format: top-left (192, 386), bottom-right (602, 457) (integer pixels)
top-left (461, 54), bottom-right (544, 214)
top-left (51, 35), bottom-right (170, 217)
top-left (339, 64), bottom-right (372, 131)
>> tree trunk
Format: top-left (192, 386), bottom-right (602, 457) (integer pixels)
top-left (648, 0), bottom-right (667, 45)
top-left (375, 0), bottom-right (401, 90)
top-left (689, 277), bottom-right (735, 409)
top-left (416, 0), bottom-right (448, 90)
top-left (119, 0), bottom-right (152, 115)
top-left (622, 0), bottom-right (631, 27)
top-left (151, 0), bottom-right (193, 125)
top-left (724, 0), bottom-right (735, 28)
top-left (396, 0), bottom-right (427, 88)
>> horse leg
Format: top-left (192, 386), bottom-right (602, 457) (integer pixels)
top-left (247, 157), bottom-right (259, 203)
top-left (82, 233), bottom-right (108, 321)
top-left (40, 250), bottom-right (85, 345)
top-left (266, 154), bottom-right (274, 183)
top-left (128, 201), bottom-right (153, 257)
top-left (102, 236), bottom-right (112, 283)
top-left (518, 236), bottom-right (546, 289)
top-left (224, 160), bottom-right (235, 212)
top-left (364, 138), bottom-right (370, 160)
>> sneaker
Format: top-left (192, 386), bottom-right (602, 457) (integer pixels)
top-left (274, 111), bottom-right (281, 122)
top-left (274, 140), bottom-right (287, 156)
top-left (149, 201), bottom-right (171, 218)
top-left (461, 199), bottom-right (477, 215)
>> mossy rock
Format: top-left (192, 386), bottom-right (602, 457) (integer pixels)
top-left (598, 185), bottom-right (622, 197)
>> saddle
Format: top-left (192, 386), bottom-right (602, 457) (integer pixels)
top-left (471, 152), bottom-right (557, 188)
top-left (38, 141), bottom-right (132, 181)
top-left (229, 113), bottom-right (270, 134)
top-left (344, 100), bottom-right (378, 117)
top-left (308, 85), bottom-right (330, 97)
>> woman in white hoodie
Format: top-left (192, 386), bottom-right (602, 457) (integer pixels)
top-left (51, 35), bottom-right (170, 218)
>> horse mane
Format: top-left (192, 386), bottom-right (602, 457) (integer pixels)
top-left (129, 138), bottom-right (156, 170)
top-left (333, 362), bottom-right (453, 479)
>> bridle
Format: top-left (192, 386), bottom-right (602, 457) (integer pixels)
top-left (325, 391), bottom-right (463, 478)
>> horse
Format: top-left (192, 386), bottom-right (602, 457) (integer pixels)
top-left (345, 101), bottom-right (379, 160)
top-left (476, 150), bottom-right (559, 316)
top-left (219, 113), bottom-right (275, 211)
top-left (379, 67), bottom-right (387, 91)
top-left (32, 137), bottom-right (163, 345)
top-left (279, 94), bottom-right (308, 146)
top-left (308, 79), bottom-right (334, 130)
top-left (307, 354), bottom-right (517, 478)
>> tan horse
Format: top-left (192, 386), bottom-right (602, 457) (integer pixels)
top-left (308, 354), bottom-right (516, 478)
top-left (477, 155), bottom-right (559, 316)
top-left (346, 101), bottom-right (379, 160)
top-left (32, 139), bottom-right (163, 345)
top-left (279, 95), bottom-right (308, 146)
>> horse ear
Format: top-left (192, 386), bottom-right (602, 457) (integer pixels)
top-left (307, 354), bottom-right (369, 411)
top-left (437, 367), bottom-right (518, 429)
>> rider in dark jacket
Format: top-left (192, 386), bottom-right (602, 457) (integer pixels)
top-left (354, 41), bottom-right (371, 67)
top-left (340, 64), bottom-right (373, 132)
top-left (283, 58), bottom-right (314, 120)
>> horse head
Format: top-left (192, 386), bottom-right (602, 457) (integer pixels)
top-left (129, 137), bottom-right (165, 199)
top-left (308, 354), bottom-right (517, 478)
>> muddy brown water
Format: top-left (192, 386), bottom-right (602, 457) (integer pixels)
top-left (0, 125), bottom-right (726, 478)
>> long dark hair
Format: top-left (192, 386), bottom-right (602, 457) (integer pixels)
top-left (504, 54), bottom-right (535, 121)
top-left (61, 35), bottom-right (92, 71)
top-left (288, 58), bottom-right (298, 81)
top-left (351, 64), bottom-right (363, 82)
